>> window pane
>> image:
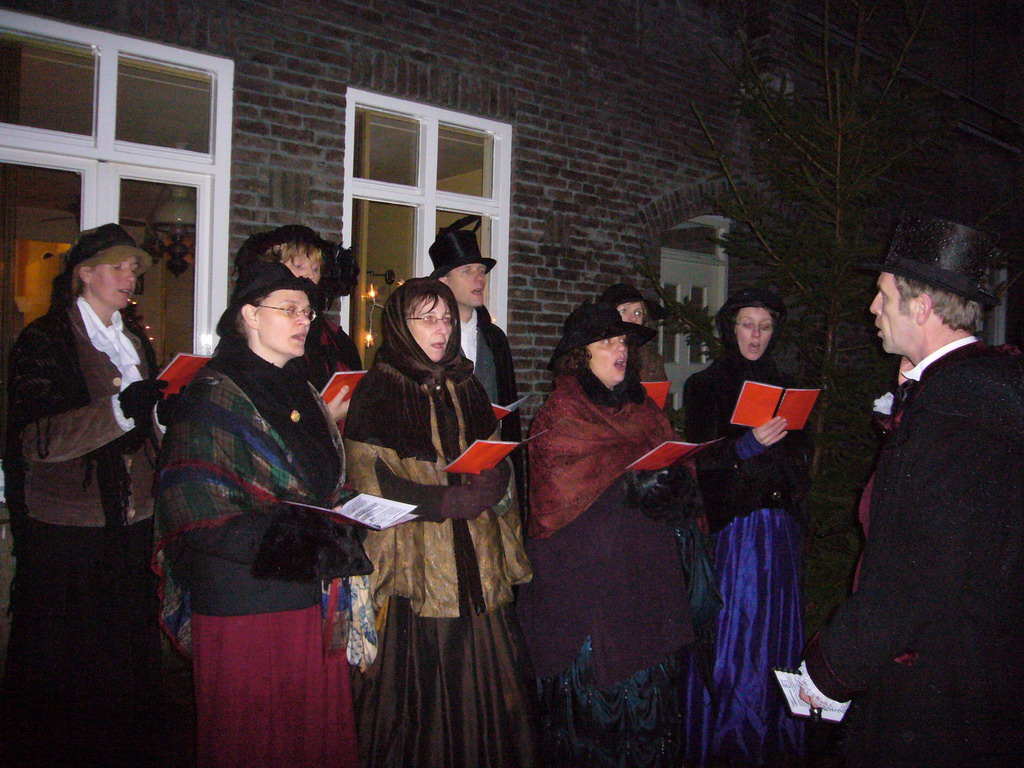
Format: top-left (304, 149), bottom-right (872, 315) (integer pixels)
top-left (116, 56), bottom-right (212, 153)
top-left (438, 125), bottom-right (493, 197)
top-left (661, 283), bottom-right (678, 364)
top-left (350, 199), bottom-right (416, 365)
top-left (120, 179), bottom-right (197, 365)
top-left (354, 108), bottom-right (419, 186)
top-left (1, 163), bottom-right (82, 437)
top-left (660, 223), bottom-right (717, 254)
top-left (0, 33), bottom-right (94, 135)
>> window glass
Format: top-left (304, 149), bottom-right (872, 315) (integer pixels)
top-left (116, 56), bottom-right (212, 153)
top-left (438, 125), bottom-right (493, 197)
top-left (661, 283), bottom-right (679, 364)
top-left (354, 108), bottom-right (419, 186)
top-left (687, 285), bottom-right (706, 364)
top-left (350, 198), bottom-right (416, 365)
top-left (0, 33), bottom-right (94, 136)
top-left (120, 179), bottom-right (197, 365)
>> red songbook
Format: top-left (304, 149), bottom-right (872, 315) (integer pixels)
top-left (625, 438), bottom-right (723, 471)
top-left (641, 380), bottom-right (671, 409)
top-left (444, 440), bottom-right (518, 474)
top-left (730, 381), bottom-right (820, 430)
top-left (320, 370), bottom-right (367, 403)
top-left (491, 394), bottom-right (531, 420)
top-left (158, 353), bottom-right (211, 396)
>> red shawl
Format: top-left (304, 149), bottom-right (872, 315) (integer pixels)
top-left (528, 375), bottom-right (677, 538)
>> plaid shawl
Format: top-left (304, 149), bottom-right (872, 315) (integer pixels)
top-left (153, 369), bottom-right (366, 655)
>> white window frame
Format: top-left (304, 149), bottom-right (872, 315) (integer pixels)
top-left (342, 88), bottom-right (513, 329)
top-left (0, 9), bottom-right (233, 353)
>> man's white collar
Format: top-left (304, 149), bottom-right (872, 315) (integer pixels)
top-left (904, 336), bottom-right (978, 382)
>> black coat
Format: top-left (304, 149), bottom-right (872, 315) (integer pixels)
top-left (683, 352), bottom-right (812, 533)
top-left (806, 343), bottom-right (1024, 767)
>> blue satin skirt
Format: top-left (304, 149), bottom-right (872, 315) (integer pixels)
top-left (537, 636), bottom-right (683, 768)
top-left (681, 508), bottom-right (806, 766)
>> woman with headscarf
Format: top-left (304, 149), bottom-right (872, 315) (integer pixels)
top-left (516, 302), bottom-right (703, 768)
top-left (3, 224), bottom-right (165, 766)
top-left (154, 260), bottom-right (372, 768)
top-left (344, 277), bottom-right (536, 768)
top-left (234, 224), bottom-right (362, 421)
top-left (679, 288), bottom-right (812, 766)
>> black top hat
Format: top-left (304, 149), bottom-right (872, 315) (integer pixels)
top-left (64, 223), bottom-right (152, 274)
top-left (598, 282), bottom-right (667, 321)
top-left (548, 303), bottom-right (656, 370)
top-left (428, 215), bottom-right (496, 279)
top-left (863, 213), bottom-right (999, 306)
top-left (216, 261), bottom-right (318, 337)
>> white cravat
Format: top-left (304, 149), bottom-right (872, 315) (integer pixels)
top-left (77, 297), bottom-right (143, 429)
top-left (460, 310), bottom-right (478, 364)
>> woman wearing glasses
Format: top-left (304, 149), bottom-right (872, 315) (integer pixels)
top-left (234, 224), bottom-right (362, 422)
top-left (344, 278), bottom-right (537, 768)
top-left (680, 288), bottom-right (812, 766)
top-left (154, 261), bottom-right (372, 768)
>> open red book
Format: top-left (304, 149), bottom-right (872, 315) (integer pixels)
top-left (625, 438), bottom-right (724, 471)
top-left (158, 353), bottom-right (211, 396)
top-left (730, 381), bottom-right (820, 430)
top-left (320, 370), bottom-right (367, 403)
top-left (444, 440), bottom-right (518, 474)
top-left (641, 381), bottom-right (671, 409)
top-left (492, 393), bottom-right (531, 420)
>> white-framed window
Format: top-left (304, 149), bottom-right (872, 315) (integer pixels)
top-left (342, 88), bottom-right (512, 359)
top-left (0, 9), bottom-right (233, 358)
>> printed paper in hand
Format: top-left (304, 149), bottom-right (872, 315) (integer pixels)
top-left (773, 669), bottom-right (849, 723)
top-left (321, 371), bottom-right (367, 403)
top-left (285, 494), bottom-right (419, 531)
top-left (158, 353), bottom-right (211, 396)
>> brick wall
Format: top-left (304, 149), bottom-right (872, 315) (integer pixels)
top-left (3, 0), bottom-right (755, 411)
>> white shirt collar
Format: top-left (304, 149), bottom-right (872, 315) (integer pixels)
top-left (77, 296), bottom-right (143, 389)
top-left (460, 309), bottom-right (478, 363)
top-left (903, 335), bottom-right (978, 382)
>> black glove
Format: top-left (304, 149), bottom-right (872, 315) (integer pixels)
top-left (156, 393), bottom-right (182, 427)
top-left (118, 379), bottom-right (168, 424)
top-left (628, 464), bottom-right (702, 526)
top-left (438, 463), bottom-right (511, 520)
top-left (251, 505), bottom-right (373, 582)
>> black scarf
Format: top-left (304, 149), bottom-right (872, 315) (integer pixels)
top-left (209, 335), bottom-right (340, 502)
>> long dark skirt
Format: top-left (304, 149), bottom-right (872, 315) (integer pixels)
top-left (2, 517), bottom-right (162, 767)
top-left (191, 606), bottom-right (360, 768)
top-left (351, 597), bottom-right (540, 768)
top-left (537, 636), bottom-right (684, 768)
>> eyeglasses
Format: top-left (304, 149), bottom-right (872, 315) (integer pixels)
top-left (407, 315), bottom-right (455, 327)
top-left (735, 321), bottom-right (774, 333)
top-left (256, 304), bottom-right (316, 321)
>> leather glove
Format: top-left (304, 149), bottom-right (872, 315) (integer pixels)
top-left (156, 393), bottom-right (182, 427)
top-left (438, 463), bottom-right (510, 520)
top-left (628, 464), bottom-right (702, 526)
top-left (118, 379), bottom-right (168, 424)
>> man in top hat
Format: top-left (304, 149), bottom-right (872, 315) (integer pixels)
top-left (428, 216), bottom-right (526, 513)
top-left (798, 213), bottom-right (1024, 766)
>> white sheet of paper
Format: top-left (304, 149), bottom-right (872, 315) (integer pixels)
top-left (286, 494), bottom-right (419, 530)
top-left (773, 669), bottom-right (849, 723)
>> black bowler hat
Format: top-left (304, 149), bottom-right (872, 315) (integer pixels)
top-left (428, 215), bottom-right (496, 279)
top-left (598, 282), bottom-right (668, 321)
top-left (863, 213), bottom-right (999, 306)
top-left (215, 261), bottom-right (317, 337)
top-left (547, 302), bottom-right (656, 370)
top-left (64, 223), bottom-right (153, 293)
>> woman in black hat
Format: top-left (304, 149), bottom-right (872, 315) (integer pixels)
top-left (516, 302), bottom-right (703, 768)
top-left (598, 281), bottom-right (669, 382)
top-left (3, 224), bottom-right (166, 764)
top-left (234, 224), bottom-right (362, 422)
top-left (343, 277), bottom-right (536, 768)
top-left (154, 260), bottom-right (371, 768)
top-left (678, 288), bottom-right (811, 766)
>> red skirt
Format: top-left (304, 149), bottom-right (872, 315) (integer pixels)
top-left (192, 606), bottom-right (360, 768)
